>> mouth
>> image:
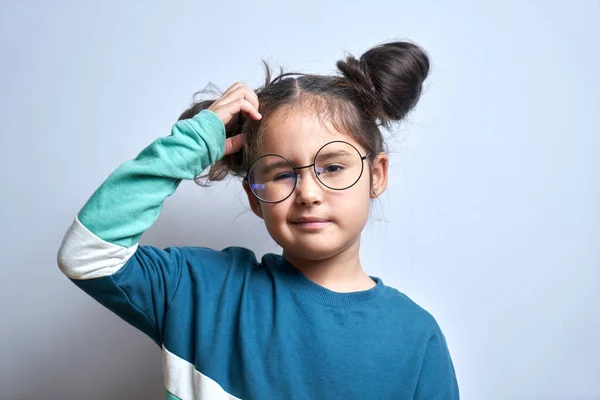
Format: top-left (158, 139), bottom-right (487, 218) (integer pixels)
top-left (290, 217), bottom-right (331, 230)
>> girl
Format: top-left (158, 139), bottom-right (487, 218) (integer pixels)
top-left (58, 40), bottom-right (459, 399)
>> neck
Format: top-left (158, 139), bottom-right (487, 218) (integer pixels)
top-left (282, 236), bottom-right (376, 293)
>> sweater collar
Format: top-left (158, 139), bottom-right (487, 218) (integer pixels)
top-left (270, 253), bottom-right (386, 308)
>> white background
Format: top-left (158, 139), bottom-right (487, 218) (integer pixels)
top-left (1, 1), bottom-right (598, 399)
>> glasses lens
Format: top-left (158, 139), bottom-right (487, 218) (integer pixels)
top-left (315, 142), bottom-right (364, 190)
top-left (248, 155), bottom-right (296, 202)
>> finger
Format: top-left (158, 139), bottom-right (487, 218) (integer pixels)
top-left (222, 82), bottom-right (246, 96)
top-left (224, 133), bottom-right (245, 156)
top-left (222, 98), bottom-right (262, 120)
top-left (220, 82), bottom-right (258, 107)
top-left (220, 85), bottom-right (260, 112)
top-left (209, 82), bottom-right (245, 109)
top-left (241, 86), bottom-right (260, 109)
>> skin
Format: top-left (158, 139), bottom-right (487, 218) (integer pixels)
top-left (209, 83), bottom-right (388, 293)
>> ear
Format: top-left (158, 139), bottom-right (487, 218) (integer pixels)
top-left (370, 153), bottom-right (389, 198)
top-left (242, 180), bottom-right (264, 219)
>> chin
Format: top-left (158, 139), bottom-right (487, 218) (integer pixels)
top-left (280, 235), bottom-right (359, 262)
top-left (265, 220), bottom-right (362, 261)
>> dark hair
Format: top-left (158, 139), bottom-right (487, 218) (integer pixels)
top-left (178, 40), bottom-right (430, 185)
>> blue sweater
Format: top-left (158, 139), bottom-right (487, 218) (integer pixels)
top-left (57, 109), bottom-right (459, 399)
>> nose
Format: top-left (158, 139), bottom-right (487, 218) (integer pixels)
top-left (295, 169), bottom-right (323, 206)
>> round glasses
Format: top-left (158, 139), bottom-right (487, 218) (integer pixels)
top-left (244, 141), bottom-right (371, 203)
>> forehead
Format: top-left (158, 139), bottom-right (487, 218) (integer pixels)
top-left (260, 109), bottom-right (364, 160)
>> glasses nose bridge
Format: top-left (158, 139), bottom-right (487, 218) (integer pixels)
top-left (293, 163), bottom-right (322, 189)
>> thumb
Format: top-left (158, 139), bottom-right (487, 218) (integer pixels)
top-left (224, 133), bottom-right (245, 156)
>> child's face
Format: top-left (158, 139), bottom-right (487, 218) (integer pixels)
top-left (243, 109), bottom-right (388, 261)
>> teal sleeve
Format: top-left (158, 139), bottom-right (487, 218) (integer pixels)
top-left (78, 109), bottom-right (225, 247)
top-left (71, 245), bottom-right (191, 346)
top-left (414, 332), bottom-right (460, 399)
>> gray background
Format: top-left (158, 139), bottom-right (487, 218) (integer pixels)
top-left (1, 1), bottom-right (599, 399)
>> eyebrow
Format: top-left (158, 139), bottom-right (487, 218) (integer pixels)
top-left (316, 150), bottom-right (353, 162)
top-left (258, 160), bottom-right (293, 176)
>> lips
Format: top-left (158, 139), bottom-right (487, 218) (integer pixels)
top-left (291, 217), bottom-right (331, 223)
top-left (289, 216), bottom-right (332, 231)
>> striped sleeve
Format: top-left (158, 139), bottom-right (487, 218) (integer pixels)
top-left (57, 109), bottom-right (226, 345)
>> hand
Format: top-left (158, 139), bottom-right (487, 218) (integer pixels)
top-left (208, 82), bottom-right (262, 156)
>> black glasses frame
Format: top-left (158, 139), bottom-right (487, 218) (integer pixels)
top-left (243, 140), bottom-right (371, 204)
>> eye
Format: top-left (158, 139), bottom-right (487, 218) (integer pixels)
top-left (273, 172), bottom-right (295, 181)
top-left (321, 164), bottom-right (344, 174)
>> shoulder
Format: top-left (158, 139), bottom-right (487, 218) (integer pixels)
top-left (379, 283), bottom-right (445, 337)
top-left (167, 246), bottom-right (272, 303)
top-left (175, 245), bottom-right (261, 272)
top-left (178, 245), bottom-right (258, 260)
top-left (175, 246), bottom-right (286, 287)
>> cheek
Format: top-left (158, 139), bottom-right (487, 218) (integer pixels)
top-left (347, 174), bottom-right (372, 203)
top-left (329, 185), bottom-right (371, 220)
top-left (260, 203), bottom-right (290, 226)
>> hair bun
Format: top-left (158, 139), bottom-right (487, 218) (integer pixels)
top-left (337, 41), bottom-right (430, 125)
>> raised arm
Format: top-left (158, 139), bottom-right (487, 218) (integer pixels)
top-left (57, 83), bottom-right (261, 345)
